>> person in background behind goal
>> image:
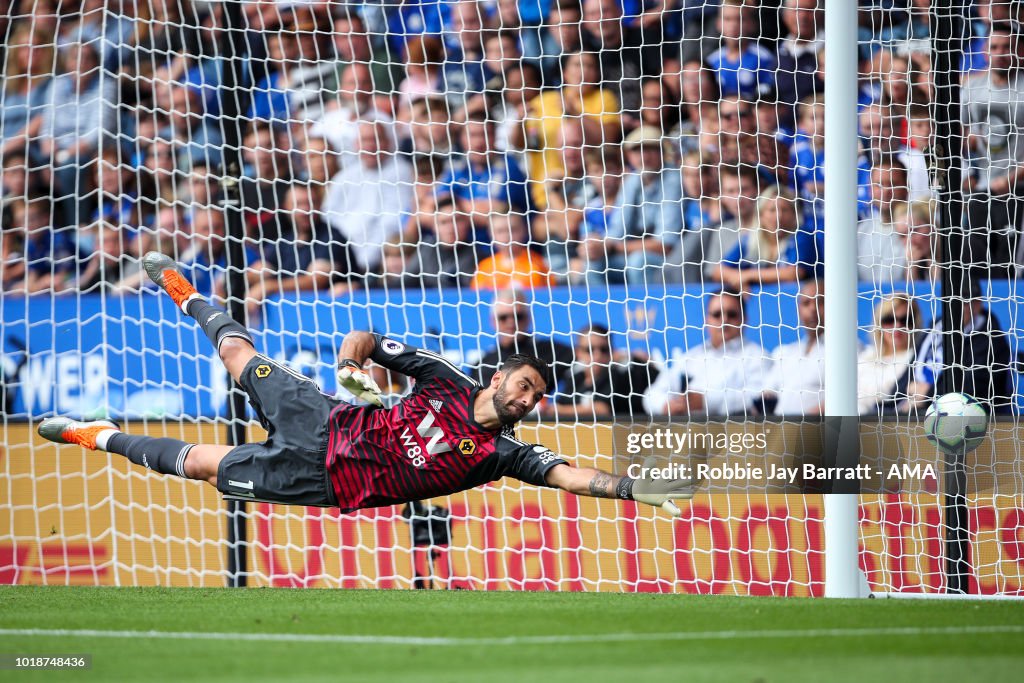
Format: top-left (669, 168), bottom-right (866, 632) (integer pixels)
top-left (37, 252), bottom-right (692, 517)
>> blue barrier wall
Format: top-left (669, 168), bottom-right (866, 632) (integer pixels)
top-left (2, 281), bottom-right (1021, 419)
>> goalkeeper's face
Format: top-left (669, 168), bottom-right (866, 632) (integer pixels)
top-left (492, 368), bottom-right (546, 425)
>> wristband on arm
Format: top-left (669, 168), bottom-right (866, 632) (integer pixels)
top-left (615, 476), bottom-right (635, 501)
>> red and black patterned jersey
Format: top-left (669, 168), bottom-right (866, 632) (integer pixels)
top-left (325, 334), bottom-right (567, 512)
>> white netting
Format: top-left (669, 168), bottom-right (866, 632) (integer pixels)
top-left (0, 0), bottom-right (1021, 594)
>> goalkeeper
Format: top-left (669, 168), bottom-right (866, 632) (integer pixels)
top-left (38, 252), bottom-right (692, 516)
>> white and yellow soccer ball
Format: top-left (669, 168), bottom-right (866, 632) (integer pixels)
top-left (923, 392), bottom-right (990, 456)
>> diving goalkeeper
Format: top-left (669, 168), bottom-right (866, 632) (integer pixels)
top-left (38, 252), bottom-right (692, 516)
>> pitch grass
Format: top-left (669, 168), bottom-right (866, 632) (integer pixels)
top-left (1, 587), bottom-right (1022, 683)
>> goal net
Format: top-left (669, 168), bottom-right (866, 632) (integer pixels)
top-left (1, 0), bottom-right (1021, 595)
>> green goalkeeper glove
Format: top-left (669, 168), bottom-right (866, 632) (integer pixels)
top-left (337, 359), bottom-right (384, 407)
top-left (619, 457), bottom-right (695, 517)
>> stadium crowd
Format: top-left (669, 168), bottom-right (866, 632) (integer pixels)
top-left (0, 0), bottom-right (1018, 416)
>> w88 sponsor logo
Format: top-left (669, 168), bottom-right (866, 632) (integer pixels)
top-left (399, 411), bottom-right (454, 468)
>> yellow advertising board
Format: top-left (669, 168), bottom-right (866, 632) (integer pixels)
top-left (1, 423), bottom-right (1021, 594)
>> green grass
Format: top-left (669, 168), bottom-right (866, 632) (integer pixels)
top-left (1, 587), bottom-right (1022, 682)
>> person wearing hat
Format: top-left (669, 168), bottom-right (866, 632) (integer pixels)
top-left (597, 125), bottom-right (689, 285)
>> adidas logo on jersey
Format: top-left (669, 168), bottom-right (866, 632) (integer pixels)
top-left (429, 399), bottom-right (444, 412)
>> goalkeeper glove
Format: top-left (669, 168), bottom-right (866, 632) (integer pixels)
top-left (337, 359), bottom-right (384, 407)
top-left (618, 457), bottom-right (695, 517)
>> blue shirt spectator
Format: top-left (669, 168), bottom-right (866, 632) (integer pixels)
top-left (439, 116), bottom-right (530, 217)
top-left (439, 153), bottom-right (530, 216)
top-left (720, 228), bottom-right (820, 272)
top-left (380, 0), bottom-right (452, 59)
top-left (706, 43), bottom-right (777, 99)
top-left (0, 25), bottom-right (52, 146)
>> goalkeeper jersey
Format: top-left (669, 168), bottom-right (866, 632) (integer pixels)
top-left (325, 335), bottom-right (567, 512)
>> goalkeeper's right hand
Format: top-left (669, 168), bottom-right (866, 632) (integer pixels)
top-left (336, 360), bottom-right (384, 407)
top-left (627, 457), bottom-right (696, 517)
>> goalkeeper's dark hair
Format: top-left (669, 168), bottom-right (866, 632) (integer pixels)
top-left (500, 354), bottom-right (552, 393)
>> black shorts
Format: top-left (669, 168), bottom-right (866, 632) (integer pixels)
top-left (217, 354), bottom-right (339, 507)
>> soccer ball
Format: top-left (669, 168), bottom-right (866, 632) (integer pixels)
top-left (923, 392), bottom-right (990, 455)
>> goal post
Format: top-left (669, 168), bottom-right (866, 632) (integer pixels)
top-left (822, 0), bottom-right (864, 599)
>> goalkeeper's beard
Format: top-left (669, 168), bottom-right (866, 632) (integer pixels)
top-left (492, 379), bottom-right (528, 426)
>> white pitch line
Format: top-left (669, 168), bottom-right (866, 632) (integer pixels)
top-left (0, 625), bottom-right (1022, 646)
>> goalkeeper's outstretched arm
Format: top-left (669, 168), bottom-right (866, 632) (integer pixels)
top-left (544, 463), bottom-right (694, 517)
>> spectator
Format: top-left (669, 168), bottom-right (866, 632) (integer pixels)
top-left (709, 186), bottom-right (820, 290)
top-left (775, 0), bottom-right (825, 122)
top-left (523, 50), bottom-right (621, 208)
top-left (492, 3), bottom-right (550, 86)
top-left (440, 0), bottom-right (493, 101)
top-left (314, 61), bottom-right (391, 165)
top-left (708, 163), bottom-right (763, 277)
top-left (15, 196), bottom-right (74, 293)
top-left (75, 221), bottom-right (130, 292)
top-left (599, 126), bottom-right (687, 285)
top-left (857, 101), bottom-right (918, 213)
top-left (407, 194), bottom-right (482, 290)
top-left (759, 280), bottom-right (826, 416)
top-left (961, 0), bottom-right (1018, 74)
top-left (537, 117), bottom-right (601, 282)
top-left (623, 76), bottom-right (680, 139)
top-left (473, 288), bottom-right (574, 387)
top-left (248, 184), bottom-right (351, 315)
top-left (175, 205), bottom-right (260, 301)
top-left (322, 117), bottom-right (414, 274)
top-left (90, 146), bottom-right (140, 236)
top-left (365, 239), bottom-right (415, 291)
top-left (113, 200), bottom-right (186, 290)
top-left (546, 323), bottom-right (659, 419)
top-left (295, 127), bottom-right (339, 186)
top-left (1, 213), bottom-right (28, 293)
top-left (332, 7), bottom-right (402, 98)
top-left (677, 0), bottom-right (725, 66)
top-left (643, 288), bottom-right (767, 417)
top-left (481, 61), bottom-right (542, 153)
top-left (240, 123), bottom-right (293, 241)
top-left (1, 149), bottom-right (46, 204)
top-left (439, 112), bottom-right (530, 226)
top-left (150, 71), bottom-right (222, 168)
top-left (857, 157), bottom-right (911, 283)
top-left (714, 94), bottom-right (759, 167)
top-left (893, 199), bottom-right (941, 282)
top-left (481, 31), bottom-right (524, 88)
top-left (0, 24), bottom-right (54, 155)
top-left (399, 93), bottom-right (454, 172)
top-left (373, 0), bottom-right (451, 61)
top-left (902, 284), bottom-right (1014, 415)
top-left (962, 26), bottom-right (1024, 276)
top-left (35, 39), bottom-right (117, 201)
top-left (538, 0), bottom-right (585, 85)
top-left (669, 61), bottom-right (718, 158)
top-left (858, 293), bottom-right (921, 415)
top-left (904, 102), bottom-right (934, 202)
top-left (581, 0), bottom-right (663, 112)
top-left (471, 211), bottom-right (551, 291)
top-left (572, 147), bottom-right (625, 284)
top-left (680, 151), bottom-right (724, 233)
top-left (789, 93), bottom-right (826, 229)
top-left (705, 0), bottom-right (777, 100)
top-left (397, 36), bottom-right (449, 114)
top-left (137, 137), bottom-right (182, 210)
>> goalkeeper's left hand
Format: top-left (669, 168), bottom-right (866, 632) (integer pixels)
top-left (628, 457), bottom-right (695, 517)
top-left (336, 360), bottom-right (384, 406)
